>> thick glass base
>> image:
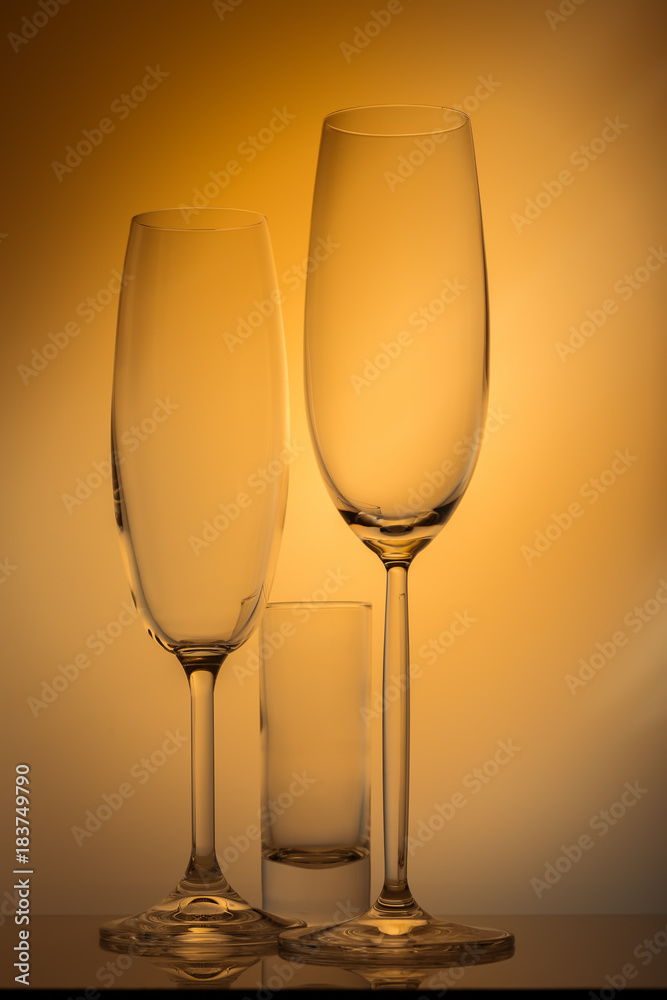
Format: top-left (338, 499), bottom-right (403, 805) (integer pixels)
top-left (99, 872), bottom-right (301, 957)
top-left (278, 898), bottom-right (514, 967)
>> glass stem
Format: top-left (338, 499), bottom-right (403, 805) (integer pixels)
top-left (377, 563), bottom-right (416, 911)
top-left (185, 664), bottom-right (224, 887)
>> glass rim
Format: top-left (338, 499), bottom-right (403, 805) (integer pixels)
top-left (265, 601), bottom-right (371, 610)
top-left (323, 103), bottom-right (470, 137)
top-left (130, 207), bottom-right (267, 232)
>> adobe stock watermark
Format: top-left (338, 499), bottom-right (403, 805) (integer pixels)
top-left (339, 0), bottom-right (411, 62)
top-left (409, 739), bottom-right (522, 856)
top-left (252, 955), bottom-right (307, 995)
top-left (350, 277), bottom-right (466, 393)
top-left (212, 0), bottom-right (244, 21)
top-left (0, 886), bottom-right (22, 929)
top-left (51, 66), bottom-right (169, 181)
top-left (94, 946), bottom-right (141, 991)
top-left (521, 448), bottom-right (638, 567)
top-left (566, 578), bottom-right (667, 695)
top-left (590, 920), bottom-right (667, 999)
top-left (62, 935), bottom-right (152, 992)
top-left (7, 0), bottom-right (70, 53)
top-left (555, 245), bottom-right (667, 361)
top-left (394, 405), bottom-right (511, 516)
top-left (422, 942), bottom-right (492, 992)
top-left (188, 438), bottom-right (306, 555)
top-left (252, 927), bottom-right (356, 995)
top-left (511, 116), bottom-right (629, 234)
top-left (545, 0), bottom-right (587, 31)
top-left (61, 397), bottom-right (179, 514)
top-left (361, 610), bottom-right (478, 727)
top-left (218, 771), bottom-right (317, 874)
top-left (1, 558), bottom-right (18, 585)
top-left (232, 567), bottom-right (351, 684)
top-left (223, 236), bottom-right (339, 353)
top-left (70, 729), bottom-right (188, 846)
top-left (17, 268), bottom-right (133, 386)
top-left (530, 780), bottom-right (648, 899)
top-left (27, 600), bottom-right (140, 717)
top-left (178, 107), bottom-right (296, 222)
top-left (384, 76), bottom-right (501, 192)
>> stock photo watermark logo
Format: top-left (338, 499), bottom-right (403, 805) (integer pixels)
top-left (545, 0), bottom-right (587, 31)
top-left (7, 0), bottom-right (69, 52)
top-left (1, 557), bottom-right (18, 585)
top-left (555, 245), bottom-right (667, 361)
top-left (212, 0), bottom-right (244, 20)
top-left (384, 76), bottom-right (501, 192)
top-left (27, 601), bottom-right (140, 717)
top-left (409, 739), bottom-right (522, 856)
top-left (60, 397), bottom-right (179, 514)
top-left (253, 921), bottom-right (363, 995)
top-left (51, 66), bottom-right (169, 181)
top-left (422, 943), bottom-right (495, 991)
top-left (178, 107), bottom-right (296, 222)
top-left (252, 956), bottom-right (306, 995)
top-left (17, 269), bottom-right (133, 385)
top-left (233, 567), bottom-right (351, 684)
top-left (189, 438), bottom-right (306, 555)
top-left (529, 780), bottom-right (648, 899)
top-left (590, 920), bottom-right (667, 999)
top-left (521, 448), bottom-right (638, 567)
top-left (361, 609), bottom-right (478, 726)
top-left (0, 887), bottom-right (22, 929)
top-left (219, 771), bottom-right (316, 873)
top-left (511, 116), bottom-right (629, 234)
top-left (67, 937), bottom-right (152, 991)
top-left (279, 235), bottom-right (340, 294)
top-left (565, 578), bottom-right (667, 695)
top-left (339, 0), bottom-right (411, 62)
top-left (95, 948), bottom-right (140, 991)
top-left (70, 730), bottom-right (188, 846)
top-left (390, 405), bottom-right (510, 517)
top-left (350, 277), bottom-right (466, 394)
top-left (222, 236), bottom-right (339, 353)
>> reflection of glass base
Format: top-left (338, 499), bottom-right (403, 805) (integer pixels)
top-left (262, 851), bottom-right (370, 926)
top-left (99, 872), bottom-right (301, 958)
top-left (278, 898), bottom-right (514, 966)
top-left (150, 954), bottom-right (264, 987)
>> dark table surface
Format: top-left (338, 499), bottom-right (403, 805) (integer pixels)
top-left (1, 913), bottom-right (666, 992)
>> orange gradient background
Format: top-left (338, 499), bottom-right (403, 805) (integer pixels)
top-left (1, 0), bottom-right (666, 921)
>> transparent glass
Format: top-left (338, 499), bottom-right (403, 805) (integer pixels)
top-left (279, 106), bottom-right (514, 964)
top-left (260, 602), bottom-right (371, 925)
top-left (99, 208), bottom-right (298, 956)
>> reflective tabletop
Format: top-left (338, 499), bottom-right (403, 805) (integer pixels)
top-left (1, 913), bottom-right (666, 993)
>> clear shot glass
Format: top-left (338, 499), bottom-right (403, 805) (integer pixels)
top-left (259, 602), bottom-right (371, 925)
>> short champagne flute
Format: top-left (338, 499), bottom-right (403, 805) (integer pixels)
top-left (279, 106), bottom-right (514, 964)
top-left (99, 208), bottom-right (299, 955)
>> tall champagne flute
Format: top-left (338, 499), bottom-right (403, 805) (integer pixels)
top-left (280, 107), bottom-right (514, 963)
top-left (99, 208), bottom-right (299, 954)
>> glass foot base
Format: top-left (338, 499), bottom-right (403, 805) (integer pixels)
top-left (278, 899), bottom-right (514, 967)
top-left (100, 872), bottom-right (301, 957)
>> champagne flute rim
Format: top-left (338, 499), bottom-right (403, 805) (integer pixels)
top-left (130, 207), bottom-right (267, 232)
top-left (323, 103), bottom-right (470, 138)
